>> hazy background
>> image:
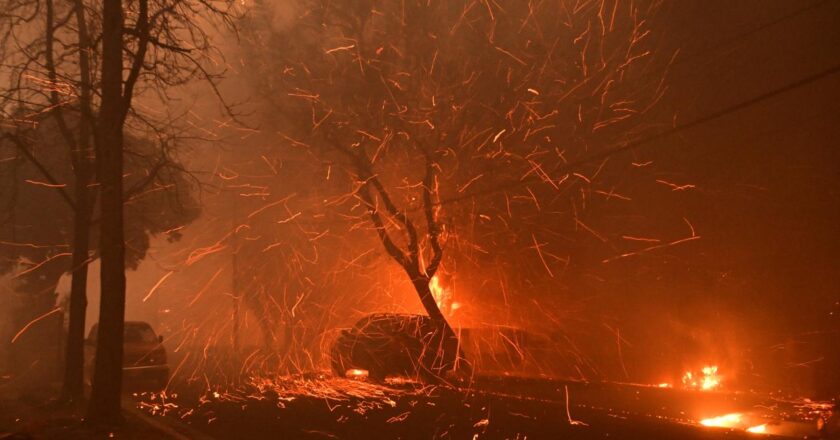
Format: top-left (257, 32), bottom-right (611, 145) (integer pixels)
top-left (30, 0), bottom-right (840, 394)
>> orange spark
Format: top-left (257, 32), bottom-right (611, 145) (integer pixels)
top-left (530, 234), bottom-right (554, 278)
top-left (24, 179), bottom-right (66, 188)
top-left (656, 179), bottom-right (696, 191)
top-left (143, 271), bottom-right (175, 302)
top-left (186, 242), bottom-right (227, 266)
top-left (11, 308), bottom-right (61, 344)
top-left (12, 253), bottom-right (72, 279)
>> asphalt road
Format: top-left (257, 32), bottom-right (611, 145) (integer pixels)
top-left (128, 374), bottom-right (833, 439)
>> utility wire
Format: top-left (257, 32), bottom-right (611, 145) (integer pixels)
top-left (434, 61), bottom-right (840, 208)
top-left (664, 0), bottom-right (831, 72)
top-left (299, 2), bottom-right (840, 212)
top-left (224, 61), bottom-right (840, 232)
top-left (221, 61), bottom-right (840, 228)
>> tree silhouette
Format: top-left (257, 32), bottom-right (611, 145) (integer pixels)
top-left (240, 0), bottom-right (670, 376)
top-left (1, 0), bottom-right (238, 419)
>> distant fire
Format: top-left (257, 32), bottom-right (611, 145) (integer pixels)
top-left (682, 365), bottom-right (721, 391)
top-left (700, 412), bottom-right (768, 435)
top-left (746, 424), bottom-right (766, 433)
top-left (346, 369), bottom-right (369, 380)
top-left (700, 412), bottom-right (742, 428)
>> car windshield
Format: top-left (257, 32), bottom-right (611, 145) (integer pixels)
top-left (124, 325), bottom-right (157, 343)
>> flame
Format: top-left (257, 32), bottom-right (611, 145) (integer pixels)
top-left (746, 424), bottom-right (766, 434)
top-left (700, 413), bottom-right (769, 435)
top-left (700, 413), bottom-right (742, 428)
top-left (346, 369), bottom-right (369, 379)
top-left (429, 275), bottom-right (454, 316)
top-left (683, 365), bottom-right (721, 390)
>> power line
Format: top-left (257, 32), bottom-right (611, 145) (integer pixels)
top-left (226, 61), bottom-right (840, 227)
top-left (609, 0), bottom-right (834, 121)
top-left (306, 2), bottom-right (840, 213)
top-left (228, 60), bottom-right (840, 232)
top-left (433, 61), bottom-right (840, 208)
top-left (664, 0), bottom-right (831, 72)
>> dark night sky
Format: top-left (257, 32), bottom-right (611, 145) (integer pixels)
top-left (655, 0), bottom-right (840, 321)
top-left (552, 0), bottom-right (840, 384)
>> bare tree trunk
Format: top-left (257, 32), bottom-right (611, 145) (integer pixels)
top-left (410, 275), bottom-right (460, 371)
top-left (60, 178), bottom-right (93, 401)
top-left (411, 276), bottom-right (445, 322)
top-left (352, 150), bottom-right (465, 376)
top-left (87, 0), bottom-right (126, 423)
top-left (60, 0), bottom-right (94, 401)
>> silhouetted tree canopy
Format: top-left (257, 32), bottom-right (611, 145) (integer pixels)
top-left (0, 113), bottom-right (200, 302)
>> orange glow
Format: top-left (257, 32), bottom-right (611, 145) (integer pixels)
top-left (657, 382), bottom-right (672, 388)
top-left (700, 414), bottom-right (768, 435)
top-left (429, 275), bottom-right (454, 316)
top-left (700, 413), bottom-right (742, 428)
top-left (746, 424), bottom-right (766, 434)
top-left (683, 365), bottom-right (721, 390)
top-left (346, 369), bottom-right (369, 379)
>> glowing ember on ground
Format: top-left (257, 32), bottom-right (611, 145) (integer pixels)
top-left (683, 365), bottom-right (721, 390)
top-left (746, 424), bottom-right (767, 433)
top-left (700, 413), bottom-right (772, 435)
top-left (347, 369), bottom-right (369, 380)
top-left (700, 413), bottom-right (742, 428)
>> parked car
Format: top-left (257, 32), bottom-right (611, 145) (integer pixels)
top-left (85, 321), bottom-right (169, 389)
top-left (330, 313), bottom-right (460, 382)
top-left (458, 326), bottom-right (555, 375)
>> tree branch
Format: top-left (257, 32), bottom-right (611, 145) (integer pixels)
top-left (422, 150), bottom-right (443, 278)
top-left (120, 0), bottom-right (149, 124)
top-left (1, 131), bottom-right (76, 210)
top-left (356, 177), bottom-right (410, 269)
top-left (44, 0), bottom-right (80, 160)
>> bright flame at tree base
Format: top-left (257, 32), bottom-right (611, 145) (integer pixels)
top-left (429, 275), bottom-right (460, 317)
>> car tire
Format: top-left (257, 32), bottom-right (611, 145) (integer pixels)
top-left (330, 335), bottom-right (352, 378)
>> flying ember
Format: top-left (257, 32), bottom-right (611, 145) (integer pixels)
top-left (0, 0), bottom-right (837, 438)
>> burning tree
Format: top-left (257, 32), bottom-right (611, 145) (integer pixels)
top-left (238, 0), bottom-right (672, 375)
